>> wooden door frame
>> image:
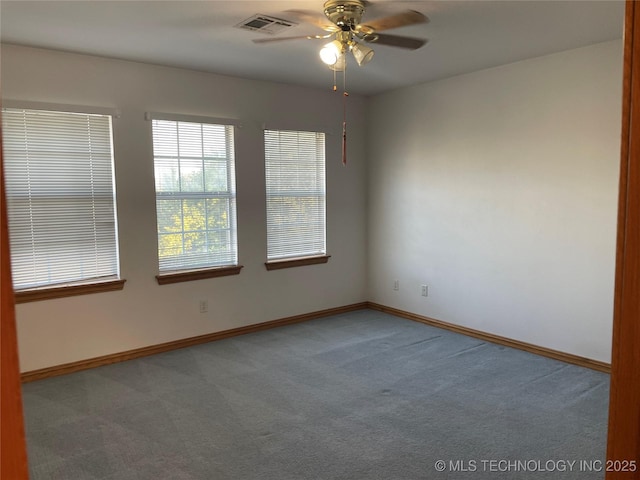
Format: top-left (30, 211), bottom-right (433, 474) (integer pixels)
top-left (0, 124), bottom-right (29, 477)
top-left (606, 1), bottom-right (640, 477)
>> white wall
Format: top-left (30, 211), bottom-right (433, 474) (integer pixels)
top-left (2, 39), bottom-right (623, 370)
top-left (1, 45), bottom-right (368, 372)
top-left (367, 40), bottom-right (622, 363)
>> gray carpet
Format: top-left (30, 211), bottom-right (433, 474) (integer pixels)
top-left (22, 310), bottom-right (609, 479)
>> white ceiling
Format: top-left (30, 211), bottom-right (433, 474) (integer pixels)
top-left (0, 1), bottom-right (625, 96)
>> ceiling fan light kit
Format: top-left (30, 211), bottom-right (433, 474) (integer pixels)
top-left (320, 36), bottom-right (374, 69)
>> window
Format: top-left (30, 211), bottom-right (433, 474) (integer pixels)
top-left (264, 129), bottom-right (328, 268)
top-left (2, 107), bottom-right (122, 299)
top-left (151, 118), bottom-right (239, 281)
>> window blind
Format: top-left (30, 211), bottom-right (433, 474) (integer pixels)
top-left (2, 108), bottom-right (119, 290)
top-left (152, 119), bottom-right (237, 272)
top-left (264, 130), bottom-right (326, 260)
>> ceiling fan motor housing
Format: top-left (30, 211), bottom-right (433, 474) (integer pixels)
top-left (323, 0), bottom-right (366, 29)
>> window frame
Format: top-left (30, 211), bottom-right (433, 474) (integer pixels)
top-left (2, 101), bottom-right (124, 302)
top-left (263, 129), bottom-right (328, 270)
top-left (148, 113), bottom-right (242, 284)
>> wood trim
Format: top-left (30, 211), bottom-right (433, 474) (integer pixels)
top-left (156, 265), bottom-right (243, 285)
top-left (265, 255), bottom-right (330, 270)
top-left (1, 121), bottom-right (29, 478)
top-left (367, 303), bottom-right (611, 373)
top-left (21, 300), bottom-right (612, 383)
top-left (15, 278), bottom-right (126, 303)
top-left (20, 302), bottom-right (369, 382)
top-left (606, 1), bottom-right (640, 474)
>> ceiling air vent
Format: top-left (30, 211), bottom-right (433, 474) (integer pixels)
top-left (236, 14), bottom-right (297, 35)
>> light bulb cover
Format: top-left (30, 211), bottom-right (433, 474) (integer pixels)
top-left (329, 53), bottom-right (346, 72)
top-left (320, 40), bottom-right (344, 66)
top-left (352, 42), bottom-right (374, 66)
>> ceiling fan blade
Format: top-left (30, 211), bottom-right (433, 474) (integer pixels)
top-left (285, 9), bottom-right (338, 32)
top-left (365, 33), bottom-right (427, 50)
top-left (252, 34), bottom-right (331, 44)
top-left (359, 10), bottom-right (428, 33)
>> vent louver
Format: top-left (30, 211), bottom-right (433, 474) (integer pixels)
top-left (236, 14), bottom-right (296, 35)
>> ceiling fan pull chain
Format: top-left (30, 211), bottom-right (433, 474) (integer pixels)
top-left (342, 65), bottom-right (348, 166)
top-left (342, 118), bottom-right (347, 166)
top-left (343, 59), bottom-right (347, 92)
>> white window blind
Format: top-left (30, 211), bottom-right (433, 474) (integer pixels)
top-left (2, 108), bottom-right (119, 290)
top-left (152, 119), bottom-right (237, 272)
top-left (264, 129), bottom-right (326, 260)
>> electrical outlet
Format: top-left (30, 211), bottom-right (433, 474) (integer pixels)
top-left (393, 279), bottom-right (399, 291)
top-left (199, 300), bottom-right (208, 313)
top-left (421, 285), bottom-right (428, 297)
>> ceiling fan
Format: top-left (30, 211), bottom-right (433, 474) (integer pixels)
top-left (252, 0), bottom-right (429, 70)
top-left (251, 1), bottom-right (428, 166)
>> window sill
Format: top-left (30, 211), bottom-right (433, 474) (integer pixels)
top-left (265, 255), bottom-right (331, 271)
top-left (15, 279), bottom-right (126, 304)
top-left (156, 265), bottom-right (243, 285)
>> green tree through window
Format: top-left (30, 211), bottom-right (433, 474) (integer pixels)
top-left (152, 119), bottom-right (237, 272)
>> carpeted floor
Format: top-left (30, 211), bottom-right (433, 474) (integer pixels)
top-left (22, 309), bottom-right (610, 479)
